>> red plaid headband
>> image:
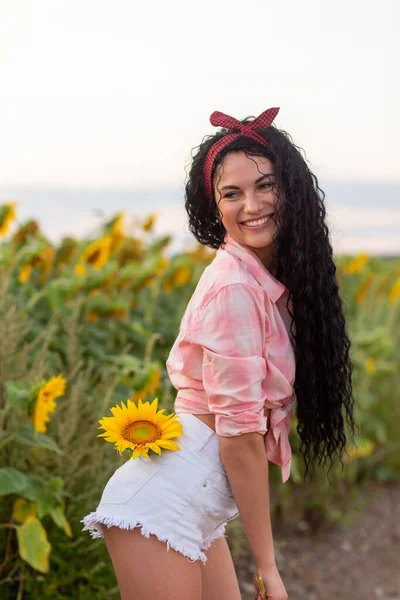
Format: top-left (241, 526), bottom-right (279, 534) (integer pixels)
top-left (203, 107), bottom-right (280, 200)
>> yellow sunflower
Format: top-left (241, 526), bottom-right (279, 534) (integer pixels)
top-left (55, 237), bottom-right (78, 272)
top-left (389, 277), bottom-right (400, 305)
top-left (188, 244), bottom-right (214, 263)
top-left (79, 236), bottom-right (112, 270)
top-left (33, 375), bottom-right (67, 434)
top-left (86, 307), bottom-right (128, 322)
top-left (0, 202), bottom-right (17, 236)
top-left (131, 368), bottom-right (161, 402)
top-left (97, 397), bottom-right (183, 459)
top-left (162, 265), bottom-right (192, 293)
top-left (342, 253), bottom-right (369, 274)
top-left (109, 212), bottom-right (125, 251)
top-left (155, 257), bottom-right (170, 275)
top-left (365, 357), bottom-right (376, 375)
top-left (12, 219), bottom-right (39, 245)
top-left (75, 262), bottom-right (87, 276)
top-left (345, 439), bottom-right (375, 462)
top-left (142, 213), bottom-right (158, 233)
top-left (19, 263), bottom-right (33, 283)
top-left (174, 265), bottom-right (191, 286)
top-left (18, 246), bottom-right (55, 284)
top-left (355, 272), bottom-right (375, 304)
top-left (117, 237), bottom-right (143, 265)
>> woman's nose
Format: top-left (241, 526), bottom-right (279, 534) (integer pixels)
top-left (243, 191), bottom-right (264, 212)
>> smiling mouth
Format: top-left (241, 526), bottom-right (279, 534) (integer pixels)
top-left (240, 215), bottom-right (272, 227)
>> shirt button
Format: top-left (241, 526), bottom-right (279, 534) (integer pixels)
top-left (203, 483), bottom-right (207, 487)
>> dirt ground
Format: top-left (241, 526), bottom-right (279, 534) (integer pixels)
top-left (233, 480), bottom-right (400, 600)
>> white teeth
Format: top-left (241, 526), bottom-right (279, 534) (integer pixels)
top-left (242, 216), bottom-right (270, 227)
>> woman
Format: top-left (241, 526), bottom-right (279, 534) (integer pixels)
top-left (82, 108), bottom-right (356, 600)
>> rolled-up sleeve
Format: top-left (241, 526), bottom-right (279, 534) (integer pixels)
top-left (188, 283), bottom-right (268, 437)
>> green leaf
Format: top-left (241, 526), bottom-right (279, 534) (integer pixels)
top-left (375, 422), bottom-right (388, 444)
top-left (14, 424), bottom-right (64, 455)
top-left (50, 506), bottom-right (72, 538)
top-left (22, 481), bottom-right (58, 519)
top-left (289, 453), bottom-right (302, 484)
top-left (16, 516), bottom-right (51, 573)
top-left (0, 467), bottom-right (31, 496)
top-left (147, 234), bottom-right (172, 253)
top-left (358, 391), bottom-right (378, 409)
top-left (5, 381), bottom-right (30, 410)
top-left (353, 327), bottom-right (394, 357)
top-left (20, 475), bottom-right (66, 519)
top-left (45, 277), bottom-right (83, 309)
top-left (12, 498), bottom-right (37, 523)
top-left (376, 465), bottom-right (397, 482)
top-left (375, 360), bottom-right (396, 375)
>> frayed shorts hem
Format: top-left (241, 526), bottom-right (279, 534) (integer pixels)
top-left (81, 511), bottom-right (227, 565)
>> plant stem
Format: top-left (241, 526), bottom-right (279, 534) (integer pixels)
top-left (0, 435), bottom-right (14, 451)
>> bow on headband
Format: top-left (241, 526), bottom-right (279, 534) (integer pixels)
top-left (203, 107), bottom-right (280, 200)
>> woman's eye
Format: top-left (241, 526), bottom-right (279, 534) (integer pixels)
top-left (223, 183), bottom-right (275, 198)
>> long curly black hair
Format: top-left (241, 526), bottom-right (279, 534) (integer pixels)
top-left (184, 117), bottom-right (357, 482)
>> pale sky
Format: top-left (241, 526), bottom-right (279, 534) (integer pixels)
top-left (0, 0), bottom-right (399, 188)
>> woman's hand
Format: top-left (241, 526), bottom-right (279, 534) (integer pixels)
top-left (253, 563), bottom-right (288, 600)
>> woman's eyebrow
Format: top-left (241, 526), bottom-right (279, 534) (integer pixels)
top-left (220, 173), bottom-right (275, 191)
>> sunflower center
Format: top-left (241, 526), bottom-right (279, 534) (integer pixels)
top-left (123, 420), bottom-right (160, 445)
top-left (89, 249), bottom-right (101, 264)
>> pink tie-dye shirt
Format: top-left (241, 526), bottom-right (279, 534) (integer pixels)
top-left (166, 232), bottom-right (297, 482)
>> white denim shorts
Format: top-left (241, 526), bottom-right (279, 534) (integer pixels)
top-left (81, 413), bottom-right (239, 564)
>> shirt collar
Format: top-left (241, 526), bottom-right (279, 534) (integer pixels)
top-left (219, 232), bottom-right (287, 304)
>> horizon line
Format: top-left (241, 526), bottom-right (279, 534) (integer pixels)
top-left (1, 178), bottom-right (400, 192)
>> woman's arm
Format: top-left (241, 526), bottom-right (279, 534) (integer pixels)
top-left (219, 432), bottom-right (276, 568)
top-left (187, 284), bottom-right (277, 564)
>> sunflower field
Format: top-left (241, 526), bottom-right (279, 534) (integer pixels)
top-left (0, 201), bottom-right (399, 598)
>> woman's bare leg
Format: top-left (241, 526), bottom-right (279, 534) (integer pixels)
top-left (201, 536), bottom-right (241, 600)
top-left (103, 526), bottom-right (202, 600)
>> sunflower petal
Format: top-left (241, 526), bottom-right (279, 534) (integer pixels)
top-left (160, 431), bottom-right (183, 440)
top-left (98, 418), bottom-right (120, 432)
top-left (127, 399), bottom-right (139, 416)
top-left (132, 446), bottom-right (142, 459)
top-left (116, 440), bottom-right (133, 452)
top-left (162, 421), bottom-right (183, 432)
top-left (110, 403), bottom-right (126, 419)
top-left (147, 443), bottom-right (162, 456)
top-left (154, 408), bottom-right (166, 418)
top-left (156, 439), bottom-right (181, 451)
top-left (161, 415), bottom-right (182, 428)
top-left (149, 397), bottom-right (159, 413)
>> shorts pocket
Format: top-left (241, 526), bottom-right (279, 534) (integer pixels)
top-left (204, 467), bottom-right (234, 500)
top-left (200, 474), bottom-right (239, 542)
top-left (100, 454), bottom-right (165, 505)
